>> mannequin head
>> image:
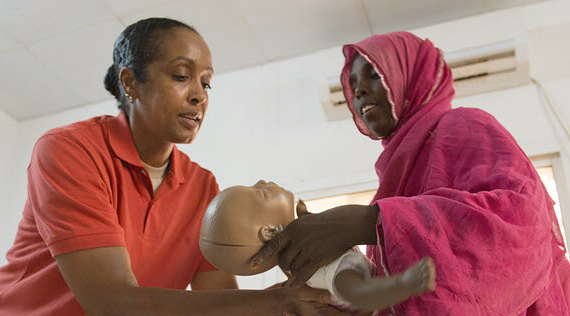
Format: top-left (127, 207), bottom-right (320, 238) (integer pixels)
top-left (199, 180), bottom-right (295, 275)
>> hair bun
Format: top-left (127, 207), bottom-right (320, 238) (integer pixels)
top-left (104, 65), bottom-right (121, 101)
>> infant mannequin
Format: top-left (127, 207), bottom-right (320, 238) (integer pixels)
top-left (199, 180), bottom-right (436, 312)
top-left (200, 180), bottom-right (295, 275)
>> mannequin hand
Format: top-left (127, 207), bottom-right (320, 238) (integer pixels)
top-left (251, 201), bottom-right (379, 282)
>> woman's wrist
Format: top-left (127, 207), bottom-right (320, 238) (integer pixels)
top-left (271, 285), bottom-right (299, 313)
top-left (268, 287), bottom-right (295, 314)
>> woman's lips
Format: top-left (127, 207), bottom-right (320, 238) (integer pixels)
top-left (361, 104), bottom-right (376, 115)
top-left (361, 104), bottom-right (380, 121)
top-left (178, 115), bottom-right (200, 129)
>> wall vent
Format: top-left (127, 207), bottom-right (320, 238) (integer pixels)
top-left (446, 40), bottom-right (530, 97)
top-left (319, 76), bottom-right (349, 121)
top-left (319, 40), bottom-right (529, 121)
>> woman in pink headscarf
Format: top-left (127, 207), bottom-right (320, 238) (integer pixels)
top-left (252, 32), bottom-right (570, 315)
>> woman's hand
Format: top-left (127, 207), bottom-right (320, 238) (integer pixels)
top-left (251, 201), bottom-right (380, 282)
top-left (282, 283), bottom-right (352, 316)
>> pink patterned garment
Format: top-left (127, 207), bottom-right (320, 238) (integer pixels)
top-left (340, 32), bottom-right (570, 315)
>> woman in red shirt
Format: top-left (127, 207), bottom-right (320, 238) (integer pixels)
top-left (0, 17), bottom-right (350, 316)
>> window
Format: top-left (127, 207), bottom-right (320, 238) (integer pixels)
top-left (303, 190), bottom-right (376, 213)
top-left (536, 166), bottom-right (568, 257)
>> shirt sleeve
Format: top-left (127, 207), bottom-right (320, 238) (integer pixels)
top-left (28, 133), bottom-right (125, 257)
top-left (196, 257), bottom-right (217, 273)
top-left (195, 175), bottom-right (221, 273)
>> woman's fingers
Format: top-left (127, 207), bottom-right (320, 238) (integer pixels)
top-left (294, 261), bottom-right (322, 283)
top-left (250, 230), bottom-right (290, 270)
top-left (296, 286), bottom-right (333, 305)
top-left (296, 200), bottom-right (311, 217)
top-left (279, 240), bottom-right (303, 271)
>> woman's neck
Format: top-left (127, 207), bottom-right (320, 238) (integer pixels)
top-left (134, 137), bottom-right (173, 167)
top-left (128, 114), bottom-right (174, 168)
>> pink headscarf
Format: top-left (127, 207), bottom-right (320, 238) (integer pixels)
top-left (341, 31), bottom-right (454, 144)
top-left (341, 32), bottom-right (569, 315)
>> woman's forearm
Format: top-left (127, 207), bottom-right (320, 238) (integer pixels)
top-left (103, 286), bottom-right (290, 316)
top-left (55, 247), bottom-right (307, 316)
top-left (356, 204), bottom-right (381, 245)
top-left (324, 204), bottom-right (380, 246)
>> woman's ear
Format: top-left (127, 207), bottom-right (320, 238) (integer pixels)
top-left (119, 67), bottom-right (138, 100)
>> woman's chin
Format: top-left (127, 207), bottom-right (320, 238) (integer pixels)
top-left (365, 124), bottom-right (385, 138)
top-left (171, 131), bottom-right (198, 144)
top-left (365, 121), bottom-right (396, 139)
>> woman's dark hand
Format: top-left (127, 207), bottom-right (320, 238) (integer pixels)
top-left (282, 283), bottom-right (352, 316)
top-left (251, 201), bottom-right (380, 282)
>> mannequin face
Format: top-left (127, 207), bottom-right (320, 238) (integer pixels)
top-left (223, 180), bottom-right (295, 221)
top-left (200, 180), bottom-right (295, 275)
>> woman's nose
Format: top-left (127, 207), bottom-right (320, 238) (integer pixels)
top-left (354, 81), bottom-right (369, 99)
top-left (189, 92), bottom-right (206, 105)
top-left (189, 81), bottom-right (207, 105)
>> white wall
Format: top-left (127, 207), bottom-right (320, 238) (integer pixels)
top-left (1, 0), bottom-right (569, 288)
top-left (0, 109), bottom-right (19, 256)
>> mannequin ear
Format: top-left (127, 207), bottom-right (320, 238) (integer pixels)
top-left (296, 199), bottom-right (311, 217)
top-left (259, 225), bottom-right (284, 242)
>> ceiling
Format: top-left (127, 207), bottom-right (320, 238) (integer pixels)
top-left (0, 0), bottom-right (544, 120)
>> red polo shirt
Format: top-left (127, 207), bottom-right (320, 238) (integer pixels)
top-left (0, 111), bottom-right (218, 316)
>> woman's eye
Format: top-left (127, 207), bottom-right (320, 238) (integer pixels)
top-left (202, 82), bottom-right (211, 90)
top-left (349, 80), bottom-right (356, 92)
top-left (371, 70), bottom-right (380, 79)
top-left (173, 75), bottom-right (188, 81)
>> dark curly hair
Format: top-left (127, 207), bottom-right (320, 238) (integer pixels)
top-left (103, 18), bottom-right (199, 111)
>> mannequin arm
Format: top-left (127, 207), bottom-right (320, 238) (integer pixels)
top-left (334, 257), bottom-right (436, 312)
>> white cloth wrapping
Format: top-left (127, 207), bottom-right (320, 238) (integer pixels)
top-left (306, 247), bottom-right (375, 307)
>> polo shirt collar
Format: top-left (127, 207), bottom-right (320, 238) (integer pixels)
top-left (107, 111), bottom-right (144, 168)
top-left (108, 111), bottom-right (186, 184)
top-left (167, 145), bottom-right (186, 185)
